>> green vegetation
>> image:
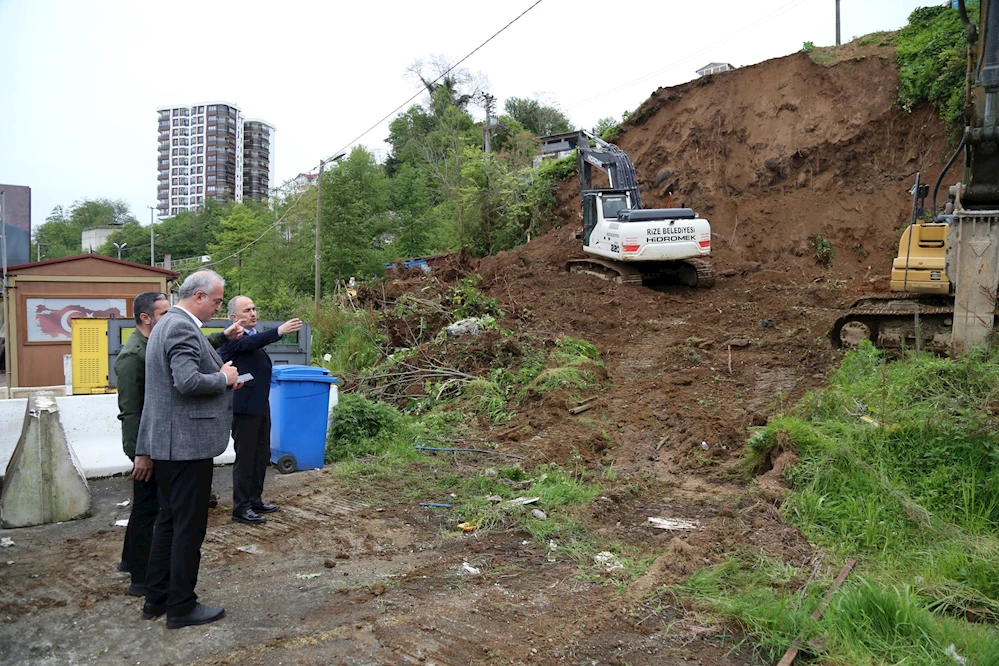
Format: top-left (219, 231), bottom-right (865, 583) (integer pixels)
top-left (808, 234), bottom-right (835, 265)
top-left (894, 3), bottom-right (973, 127)
top-left (802, 40), bottom-right (815, 53)
top-left (678, 344), bottom-right (999, 664)
top-left (34, 57), bottom-right (579, 309)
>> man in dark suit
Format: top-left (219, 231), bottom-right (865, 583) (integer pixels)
top-left (219, 296), bottom-right (302, 525)
top-left (136, 270), bottom-right (241, 629)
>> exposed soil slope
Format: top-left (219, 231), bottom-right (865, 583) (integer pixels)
top-left (477, 42), bottom-right (954, 474)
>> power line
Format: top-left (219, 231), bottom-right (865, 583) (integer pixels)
top-left (322, 0), bottom-right (545, 163)
top-left (203, 0), bottom-right (546, 269)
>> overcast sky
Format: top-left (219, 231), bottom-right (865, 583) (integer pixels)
top-left (0, 0), bottom-right (933, 232)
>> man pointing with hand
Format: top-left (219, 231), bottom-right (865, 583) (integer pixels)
top-left (219, 296), bottom-right (302, 526)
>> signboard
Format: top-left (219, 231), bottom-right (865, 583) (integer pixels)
top-left (26, 298), bottom-right (126, 342)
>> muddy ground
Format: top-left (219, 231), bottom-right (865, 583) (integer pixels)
top-left (0, 42), bottom-right (959, 665)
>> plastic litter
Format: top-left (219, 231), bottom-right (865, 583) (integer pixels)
top-left (594, 551), bottom-right (624, 571)
top-left (946, 644), bottom-right (967, 666)
top-left (647, 517), bottom-right (699, 530)
top-left (114, 519), bottom-right (129, 527)
top-left (115, 500), bottom-right (130, 507)
top-left (0, 538), bottom-right (14, 548)
top-left (461, 562), bottom-right (481, 575)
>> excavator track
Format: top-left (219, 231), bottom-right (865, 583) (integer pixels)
top-left (566, 257), bottom-right (644, 284)
top-left (685, 258), bottom-right (715, 289)
top-left (829, 292), bottom-right (954, 351)
top-left (566, 257), bottom-right (715, 288)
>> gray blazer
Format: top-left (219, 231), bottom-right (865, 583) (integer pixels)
top-left (136, 307), bottom-right (232, 461)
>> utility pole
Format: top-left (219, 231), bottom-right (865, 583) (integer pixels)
top-left (482, 93), bottom-right (495, 154)
top-left (147, 206), bottom-right (156, 266)
top-left (314, 159), bottom-right (325, 311)
top-left (835, 0), bottom-right (841, 46)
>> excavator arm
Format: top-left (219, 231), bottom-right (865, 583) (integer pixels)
top-left (952, 0), bottom-right (999, 207)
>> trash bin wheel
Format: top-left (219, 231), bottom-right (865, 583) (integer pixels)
top-left (276, 454), bottom-right (297, 474)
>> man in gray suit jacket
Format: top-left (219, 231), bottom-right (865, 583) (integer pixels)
top-left (136, 269), bottom-right (240, 629)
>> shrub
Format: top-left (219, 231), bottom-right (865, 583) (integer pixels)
top-left (326, 393), bottom-right (406, 461)
top-left (894, 4), bottom-right (971, 127)
top-left (809, 235), bottom-right (834, 265)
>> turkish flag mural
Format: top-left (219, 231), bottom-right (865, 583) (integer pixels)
top-left (26, 298), bottom-right (127, 342)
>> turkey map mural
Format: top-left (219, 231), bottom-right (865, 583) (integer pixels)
top-left (26, 298), bottom-right (127, 342)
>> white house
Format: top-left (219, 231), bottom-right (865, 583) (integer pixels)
top-left (696, 62), bottom-right (734, 77)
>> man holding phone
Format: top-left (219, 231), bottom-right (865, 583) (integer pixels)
top-left (115, 291), bottom-right (243, 596)
top-left (219, 296), bottom-right (303, 525)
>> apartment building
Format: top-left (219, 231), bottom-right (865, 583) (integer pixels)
top-left (156, 102), bottom-right (275, 217)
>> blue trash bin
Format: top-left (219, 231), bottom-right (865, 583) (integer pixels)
top-left (269, 365), bottom-right (340, 473)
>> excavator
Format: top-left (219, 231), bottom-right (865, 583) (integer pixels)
top-left (539, 130), bottom-right (714, 288)
top-left (830, 0), bottom-right (999, 350)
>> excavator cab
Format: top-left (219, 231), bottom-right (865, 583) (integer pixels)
top-left (890, 221), bottom-right (950, 294)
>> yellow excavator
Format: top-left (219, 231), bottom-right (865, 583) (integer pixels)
top-left (830, 0), bottom-right (997, 351)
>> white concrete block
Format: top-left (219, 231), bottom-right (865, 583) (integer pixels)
top-left (0, 394), bottom-right (235, 480)
top-left (1, 393), bottom-right (92, 527)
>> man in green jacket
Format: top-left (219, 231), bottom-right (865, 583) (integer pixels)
top-left (115, 291), bottom-right (241, 596)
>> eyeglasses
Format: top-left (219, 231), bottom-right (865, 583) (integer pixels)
top-left (197, 292), bottom-right (224, 306)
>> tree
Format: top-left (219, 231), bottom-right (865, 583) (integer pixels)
top-left (503, 96), bottom-right (573, 136)
top-left (100, 199), bottom-right (231, 266)
top-left (318, 147), bottom-right (393, 282)
top-left (406, 54), bottom-right (489, 116)
top-left (593, 116), bottom-right (619, 137)
top-left (33, 198), bottom-right (138, 260)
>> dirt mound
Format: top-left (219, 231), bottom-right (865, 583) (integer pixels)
top-left (476, 45), bottom-right (953, 480)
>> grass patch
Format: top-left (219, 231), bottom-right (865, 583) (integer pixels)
top-left (306, 299), bottom-right (382, 376)
top-left (675, 343), bottom-right (999, 663)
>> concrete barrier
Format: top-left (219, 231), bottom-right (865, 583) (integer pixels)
top-left (0, 388), bottom-right (339, 479)
top-left (1, 393), bottom-right (92, 527)
top-left (0, 394), bottom-right (236, 479)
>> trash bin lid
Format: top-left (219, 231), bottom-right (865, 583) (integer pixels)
top-left (271, 365), bottom-right (341, 384)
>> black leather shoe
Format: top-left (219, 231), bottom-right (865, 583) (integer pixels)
top-left (166, 603), bottom-right (225, 630)
top-left (209, 492), bottom-right (219, 509)
top-left (142, 601), bottom-right (167, 620)
top-left (116, 560), bottom-right (130, 573)
top-left (232, 508), bottom-right (266, 525)
top-left (252, 503), bottom-right (278, 514)
top-left (126, 583), bottom-right (146, 597)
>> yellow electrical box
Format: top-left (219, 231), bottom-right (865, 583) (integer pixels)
top-left (71, 317), bottom-right (111, 394)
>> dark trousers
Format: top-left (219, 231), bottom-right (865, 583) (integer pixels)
top-left (121, 474), bottom-right (159, 586)
top-left (231, 412), bottom-right (271, 514)
top-left (144, 458), bottom-right (213, 617)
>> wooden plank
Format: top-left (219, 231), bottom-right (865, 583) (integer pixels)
top-left (775, 558), bottom-right (855, 666)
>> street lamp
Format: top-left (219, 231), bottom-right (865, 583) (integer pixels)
top-left (147, 206), bottom-right (157, 266)
top-left (113, 242), bottom-right (127, 260)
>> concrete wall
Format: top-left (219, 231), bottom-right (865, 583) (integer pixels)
top-left (0, 387), bottom-right (338, 479)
